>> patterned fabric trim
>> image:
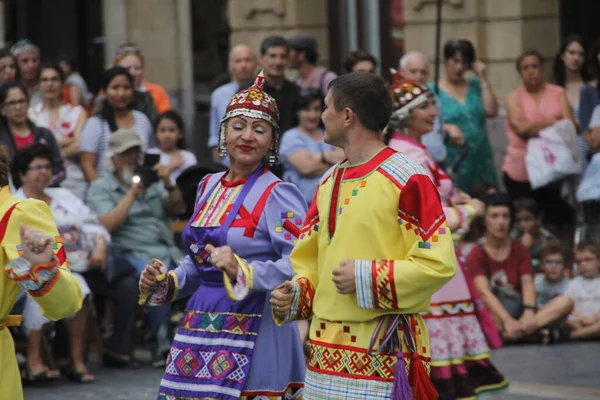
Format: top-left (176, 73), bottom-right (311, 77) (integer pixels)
top-left (295, 277), bottom-right (314, 320)
top-left (377, 151), bottom-right (426, 189)
top-left (304, 365), bottom-right (393, 400)
top-left (371, 260), bottom-right (398, 310)
top-left (5, 256), bottom-right (60, 294)
top-left (308, 341), bottom-right (399, 381)
top-left (355, 260), bottom-right (376, 309)
top-left (224, 255), bottom-right (253, 301)
top-left (422, 300), bottom-right (475, 318)
top-left (450, 204), bottom-right (476, 241)
top-left (180, 311), bottom-right (261, 335)
top-left (241, 382), bottom-right (304, 397)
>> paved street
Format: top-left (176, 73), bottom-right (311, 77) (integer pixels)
top-left (24, 342), bottom-right (600, 400)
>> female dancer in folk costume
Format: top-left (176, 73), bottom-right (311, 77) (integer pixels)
top-left (0, 144), bottom-right (82, 400)
top-left (139, 71), bottom-right (307, 400)
top-left (387, 77), bottom-right (509, 399)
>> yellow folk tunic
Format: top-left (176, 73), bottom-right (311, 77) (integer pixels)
top-left (0, 187), bottom-right (83, 400)
top-left (276, 148), bottom-right (457, 399)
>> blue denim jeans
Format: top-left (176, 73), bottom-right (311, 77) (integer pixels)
top-left (111, 251), bottom-right (173, 349)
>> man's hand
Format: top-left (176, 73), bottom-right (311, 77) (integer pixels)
top-left (270, 281), bottom-right (293, 318)
top-left (20, 224), bottom-right (55, 265)
top-left (332, 259), bottom-right (356, 294)
top-left (153, 163), bottom-right (173, 186)
top-left (128, 181), bottom-right (145, 199)
top-left (206, 244), bottom-right (238, 281)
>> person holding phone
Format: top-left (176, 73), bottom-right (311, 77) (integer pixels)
top-left (86, 129), bottom-right (186, 367)
top-left (433, 39), bottom-right (499, 193)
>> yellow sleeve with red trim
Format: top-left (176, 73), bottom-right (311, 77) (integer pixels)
top-left (2, 199), bottom-right (83, 320)
top-left (354, 174), bottom-right (456, 311)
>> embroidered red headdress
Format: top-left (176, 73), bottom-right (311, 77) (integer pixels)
top-left (218, 71), bottom-right (280, 157)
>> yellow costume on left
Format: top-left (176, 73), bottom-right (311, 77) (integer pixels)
top-left (0, 187), bottom-right (83, 400)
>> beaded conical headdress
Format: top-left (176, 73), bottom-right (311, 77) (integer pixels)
top-left (218, 71), bottom-right (280, 157)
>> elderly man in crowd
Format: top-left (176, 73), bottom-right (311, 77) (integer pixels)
top-left (87, 129), bottom-right (186, 368)
top-left (399, 50), bottom-right (464, 164)
top-left (208, 44), bottom-right (257, 165)
top-left (11, 39), bottom-right (42, 106)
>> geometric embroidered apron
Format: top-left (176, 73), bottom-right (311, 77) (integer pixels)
top-left (158, 166), bottom-right (266, 400)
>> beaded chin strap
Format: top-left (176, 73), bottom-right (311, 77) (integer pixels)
top-left (217, 71), bottom-right (281, 165)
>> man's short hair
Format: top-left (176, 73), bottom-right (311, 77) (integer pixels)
top-left (540, 240), bottom-right (568, 263)
top-left (260, 36), bottom-right (289, 56)
top-left (328, 72), bottom-right (392, 133)
top-left (288, 33), bottom-right (318, 64)
top-left (11, 39), bottom-right (40, 57)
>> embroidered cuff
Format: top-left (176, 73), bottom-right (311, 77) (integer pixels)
top-left (224, 255), bottom-right (253, 301)
top-left (355, 259), bottom-right (377, 309)
top-left (5, 257), bottom-right (60, 295)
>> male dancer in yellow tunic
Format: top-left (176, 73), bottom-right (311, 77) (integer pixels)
top-left (271, 72), bottom-right (457, 399)
top-left (0, 146), bottom-right (82, 400)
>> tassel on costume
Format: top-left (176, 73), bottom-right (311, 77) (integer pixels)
top-left (392, 353), bottom-right (412, 400)
top-left (409, 353), bottom-right (439, 400)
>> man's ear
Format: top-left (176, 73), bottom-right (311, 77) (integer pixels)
top-left (343, 107), bottom-right (355, 127)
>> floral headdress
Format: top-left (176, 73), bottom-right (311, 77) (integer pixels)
top-left (389, 68), bottom-right (433, 124)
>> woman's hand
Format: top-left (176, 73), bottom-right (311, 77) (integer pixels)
top-left (469, 198), bottom-right (485, 217)
top-left (168, 152), bottom-right (184, 171)
top-left (20, 224), bottom-right (55, 266)
top-left (444, 124), bottom-right (465, 147)
top-left (206, 244), bottom-right (239, 281)
top-left (139, 262), bottom-right (163, 293)
top-left (270, 281), bottom-right (293, 319)
top-left (472, 60), bottom-right (488, 81)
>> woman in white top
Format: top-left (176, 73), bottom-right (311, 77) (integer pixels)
top-left (13, 143), bottom-right (110, 384)
top-left (147, 110), bottom-right (197, 184)
top-left (29, 63), bottom-right (88, 199)
top-left (79, 67), bottom-right (153, 182)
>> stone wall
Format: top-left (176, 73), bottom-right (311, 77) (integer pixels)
top-left (228, 0), bottom-right (331, 69)
top-left (404, 0), bottom-right (561, 188)
top-left (403, 0), bottom-right (560, 98)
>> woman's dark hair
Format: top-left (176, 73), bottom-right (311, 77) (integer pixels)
top-left (443, 39), bottom-right (476, 68)
top-left (57, 55), bottom-right (77, 72)
top-left (39, 61), bottom-right (65, 83)
top-left (344, 50), bottom-right (378, 73)
top-left (552, 35), bottom-right (591, 87)
top-left (513, 197), bottom-right (542, 218)
top-left (516, 49), bottom-right (544, 71)
top-left (0, 48), bottom-right (19, 81)
top-left (11, 143), bottom-right (53, 188)
top-left (0, 145), bottom-right (10, 186)
top-left (155, 110), bottom-right (186, 149)
top-left (292, 89), bottom-right (323, 127)
top-left (0, 80), bottom-right (28, 105)
top-left (483, 192), bottom-right (515, 225)
top-left (97, 66), bottom-right (134, 132)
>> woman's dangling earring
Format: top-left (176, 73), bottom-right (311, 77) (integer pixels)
top-left (267, 152), bottom-right (279, 166)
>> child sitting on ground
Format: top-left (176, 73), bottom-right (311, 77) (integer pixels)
top-left (564, 242), bottom-right (600, 341)
top-left (512, 198), bottom-right (557, 274)
top-left (535, 241), bottom-right (570, 309)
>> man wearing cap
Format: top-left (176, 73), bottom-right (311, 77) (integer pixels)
top-left (11, 39), bottom-right (41, 106)
top-left (288, 33), bottom-right (337, 98)
top-left (86, 129), bottom-right (186, 367)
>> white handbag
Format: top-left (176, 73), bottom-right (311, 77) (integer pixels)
top-left (525, 119), bottom-right (582, 189)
